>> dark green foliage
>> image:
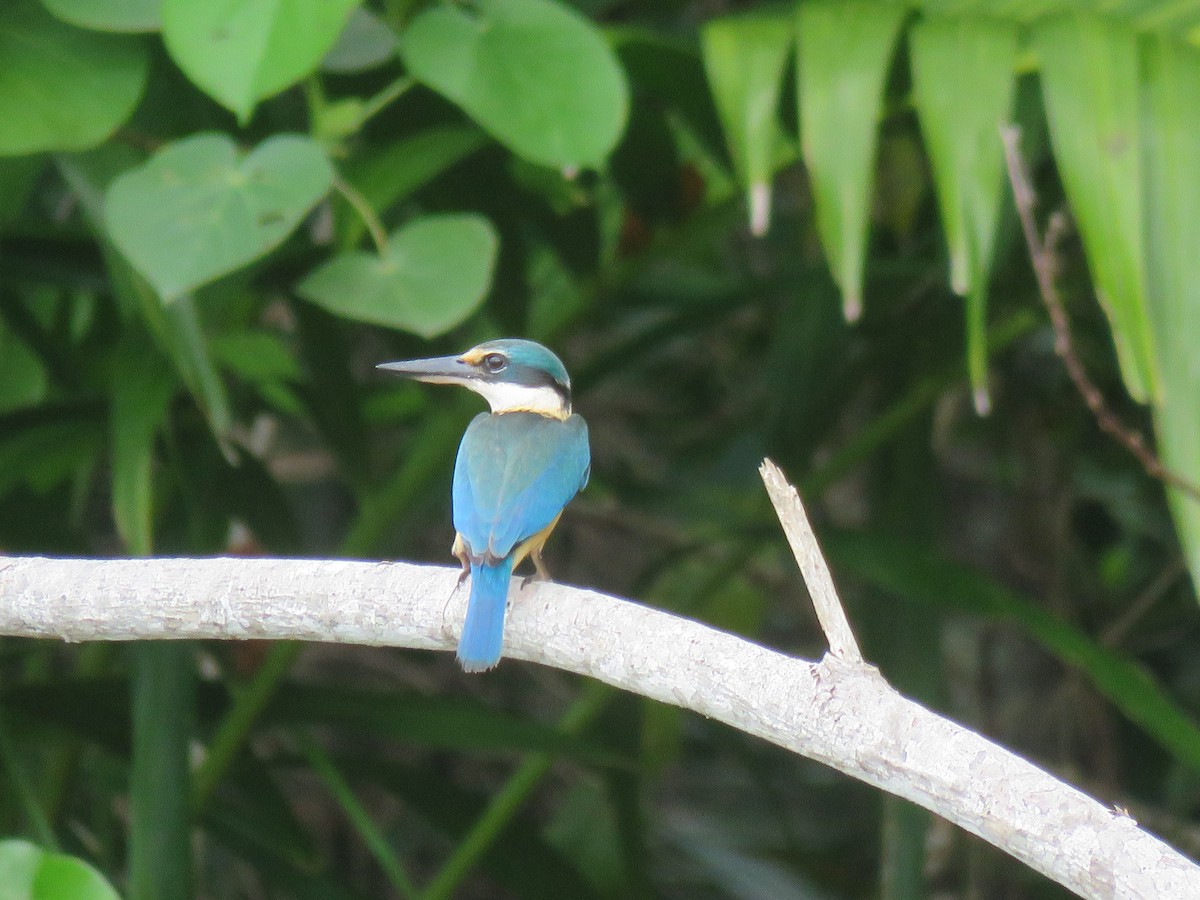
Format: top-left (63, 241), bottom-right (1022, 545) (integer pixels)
top-left (2, 1), bottom-right (1200, 898)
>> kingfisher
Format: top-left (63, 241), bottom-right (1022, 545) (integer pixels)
top-left (377, 339), bottom-right (590, 672)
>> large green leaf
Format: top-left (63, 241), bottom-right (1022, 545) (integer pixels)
top-left (797, 0), bottom-right (907, 321)
top-left (401, 0), bottom-right (629, 169)
top-left (0, 1), bottom-right (148, 155)
top-left (298, 213), bottom-right (498, 338)
top-left (910, 16), bottom-right (1018, 412)
top-left (701, 10), bottom-right (793, 235)
top-left (1036, 15), bottom-right (1158, 404)
top-left (0, 839), bottom-right (120, 900)
top-left (1142, 36), bottom-right (1200, 586)
top-left (104, 133), bottom-right (333, 300)
top-left (40, 0), bottom-right (161, 32)
top-left (161, 0), bottom-right (358, 122)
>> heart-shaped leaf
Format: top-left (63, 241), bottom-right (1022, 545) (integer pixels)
top-left (401, 0), bottom-right (628, 169)
top-left (297, 214), bottom-right (498, 339)
top-left (104, 133), bottom-right (333, 300)
top-left (162, 0), bottom-right (358, 122)
top-left (0, 1), bottom-right (149, 154)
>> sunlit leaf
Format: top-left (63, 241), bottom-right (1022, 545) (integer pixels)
top-left (701, 10), bottom-right (793, 235)
top-left (298, 213), bottom-right (498, 338)
top-left (402, 0), bottom-right (629, 169)
top-left (1036, 14), bottom-right (1158, 404)
top-left (0, 1), bottom-right (148, 155)
top-left (798, 0), bottom-right (907, 322)
top-left (910, 15), bottom-right (1018, 411)
top-left (104, 133), bottom-right (333, 300)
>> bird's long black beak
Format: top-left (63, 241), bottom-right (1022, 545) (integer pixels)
top-left (376, 355), bottom-right (474, 385)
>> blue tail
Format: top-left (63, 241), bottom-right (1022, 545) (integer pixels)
top-left (457, 556), bottom-right (515, 672)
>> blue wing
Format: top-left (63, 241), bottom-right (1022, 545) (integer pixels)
top-left (452, 412), bottom-right (590, 561)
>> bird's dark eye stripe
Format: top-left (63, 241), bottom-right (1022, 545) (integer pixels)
top-left (482, 353), bottom-right (507, 373)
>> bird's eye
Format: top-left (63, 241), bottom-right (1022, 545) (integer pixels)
top-left (482, 353), bottom-right (507, 373)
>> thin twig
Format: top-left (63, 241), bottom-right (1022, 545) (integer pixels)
top-left (355, 75), bottom-right (415, 130)
top-left (759, 458), bottom-right (864, 663)
top-left (332, 173), bottom-right (390, 257)
top-left (999, 124), bottom-right (1200, 503)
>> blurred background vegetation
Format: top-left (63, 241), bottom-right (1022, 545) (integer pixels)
top-left (2, 0), bottom-right (1200, 897)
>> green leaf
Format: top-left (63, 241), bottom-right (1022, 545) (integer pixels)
top-left (910, 15), bottom-right (1018, 412)
top-left (0, 156), bottom-right (46, 225)
top-left (210, 331), bottom-right (301, 385)
top-left (0, 412), bottom-right (104, 498)
top-left (1036, 14), bottom-right (1158, 404)
top-left (59, 149), bottom-right (237, 453)
top-left (401, 0), bottom-right (629, 169)
top-left (161, 0), bottom-right (358, 122)
top-left (0, 325), bottom-right (49, 414)
top-left (321, 7), bottom-right (397, 74)
top-left (40, 0), bottom-right (161, 33)
top-left (109, 342), bottom-right (176, 556)
top-left (298, 213), bottom-right (498, 338)
top-left (701, 10), bottom-right (793, 236)
top-left (0, 839), bottom-right (120, 900)
top-left (797, 0), bottom-right (907, 322)
top-left (1142, 37), bottom-right (1200, 588)
top-left (337, 124), bottom-right (487, 249)
top-left (829, 531), bottom-right (1200, 773)
top-left (104, 133), bottom-right (333, 300)
top-left (0, 1), bottom-right (148, 155)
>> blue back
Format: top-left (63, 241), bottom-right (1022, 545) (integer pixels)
top-left (452, 412), bottom-right (590, 560)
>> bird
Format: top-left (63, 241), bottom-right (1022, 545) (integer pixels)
top-left (377, 339), bottom-right (590, 672)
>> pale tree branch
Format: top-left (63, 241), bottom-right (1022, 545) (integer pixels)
top-left (1, 462), bottom-right (1198, 898)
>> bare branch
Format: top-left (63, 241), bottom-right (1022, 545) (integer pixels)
top-left (1, 546), bottom-right (1197, 897)
top-left (759, 458), bottom-right (863, 662)
top-left (999, 123), bottom-right (1200, 503)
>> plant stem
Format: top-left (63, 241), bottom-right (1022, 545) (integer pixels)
top-left (333, 174), bottom-right (390, 257)
top-left (299, 732), bottom-right (420, 899)
top-left (193, 640), bottom-right (304, 811)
